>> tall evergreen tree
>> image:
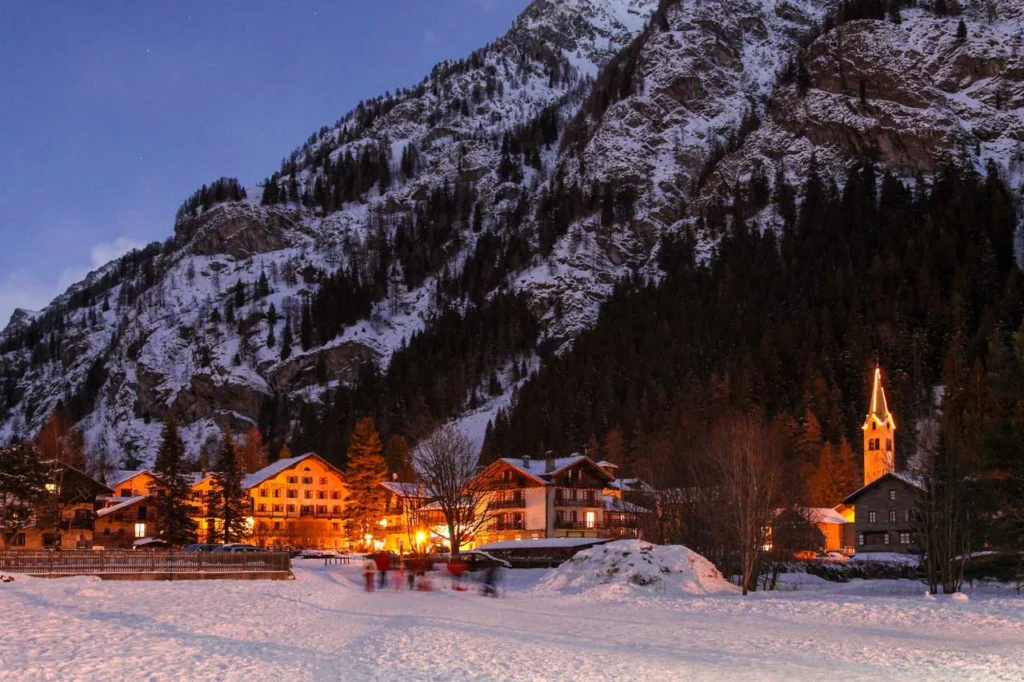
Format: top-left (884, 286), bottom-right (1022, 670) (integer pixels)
top-left (344, 417), bottom-right (387, 547)
top-left (280, 314), bottom-right (294, 361)
top-left (150, 416), bottom-right (198, 546)
top-left (0, 443), bottom-right (48, 550)
top-left (211, 428), bottom-right (250, 543)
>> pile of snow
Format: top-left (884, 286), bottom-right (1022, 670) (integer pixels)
top-left (533, 540), bottom-right (737, 598)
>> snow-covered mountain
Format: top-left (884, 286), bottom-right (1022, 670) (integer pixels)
top-left (2, 0), bottom-right (1021, 467)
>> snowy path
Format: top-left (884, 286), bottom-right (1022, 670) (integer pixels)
top-left (1, 564), bottom-right (1023, 681)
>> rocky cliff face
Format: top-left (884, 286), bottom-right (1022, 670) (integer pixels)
top-left (2, 0), bottom-right (1021, 466)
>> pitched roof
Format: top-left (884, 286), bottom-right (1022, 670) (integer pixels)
top-left (863, 366), bottom-right (897, 430)
top-left (799, 507), bottom-right (849, 525)
top-left (241, 452), bottom-right (343, 490)
top-left (842, 471), bottom-right (925, 505)
top-left (97, 495), bottom-right (151, 517)
top-left (607, 478), bottom-right (653, 493)
top-left (380, 481), bottom-right (428, 499)
top-left (105, 469), bottom-right (149, 488)
top-left (603, 494), bottom-right (650, 514)
top-left (496, 455), bottom-right (614, 485)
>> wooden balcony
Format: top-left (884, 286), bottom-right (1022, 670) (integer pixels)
top-left (554, 497), bottom-right (601, 508)
top-left (488, 498), bottom-right (525, 510)
top-left (553, 520), bottom-right (599, 531)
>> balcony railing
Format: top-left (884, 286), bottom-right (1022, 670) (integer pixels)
top-left (554, 497), bottom-right (600, 508)
top-left (493, 521), bottom-right (525, 531)
top-left (553, 520), bottom-right (598, 530)
top-left (488, 498), bottom-right (525, 510)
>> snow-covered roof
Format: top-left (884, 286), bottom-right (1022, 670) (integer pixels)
top-left (97, 495), bottom-right (151, 517)
top-left (842, 471), bottom-right (926, 504)
top-left (242, 453), bottom-right (341, 489)
top-left (606, 478), bottom-right (653, 493)
top-left (595, 460), bottom-right (618, 468)
top-left (603, 494), bottom-right (650, 514)
top-left (380, 481), bottom-right (428, 499)
top-left (477, 538), bottom-right (611, 551)
top-left (106, 469), bottom-right (149, 488)
top-left (496, 455), bottom-right (613, 485)
top-left (801, 508), bottom-right (849, 525)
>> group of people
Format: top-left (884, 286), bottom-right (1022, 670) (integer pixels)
top-left (360, 552), bottom-right (501, 596)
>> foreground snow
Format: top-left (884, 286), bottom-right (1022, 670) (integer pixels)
top-left (1, 563), bottom-right (1024, 681)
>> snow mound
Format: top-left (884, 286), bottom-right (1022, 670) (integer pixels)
top-left (533, 540), bottom-right (737, 598)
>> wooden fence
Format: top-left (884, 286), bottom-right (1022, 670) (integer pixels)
top-left (0, 550), bottom-right (291, 578)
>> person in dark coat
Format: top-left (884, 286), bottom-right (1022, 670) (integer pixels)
top-left (375, 551), bottom-right (390, 589)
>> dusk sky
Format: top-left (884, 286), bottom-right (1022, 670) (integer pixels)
top-left (0, 0), bottom-right (525, 325)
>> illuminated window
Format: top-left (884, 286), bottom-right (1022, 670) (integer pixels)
top-left (889, 490), bottom-right (896, 501)
top-left (899, 533), bottom-right (911, 544)
top-left (134, 523), bottom-right (146, 538)
top-left (868, 511), bottom-right (877, 523)
top-left (888, 510), bottom-right (897, 523)
top-left (858, 534), bottom-right (864, 546)
top-left (884, 533), bottom-right (890, 545)
top-left (903, 510), bottom-right (911, 522)
top-left (585, 511), bottom-right (596, 529)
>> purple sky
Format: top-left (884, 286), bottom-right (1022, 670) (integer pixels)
top-left (0, 0), bottom-right (525, 325)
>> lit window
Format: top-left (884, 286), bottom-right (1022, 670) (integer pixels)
top-left (884, 533), bottom-right (890, 545)
top-left (868, 511), bottom-right (877, 523)
top-left (888, 510), bottom-right (896, 523)
top-left (889, 490), bottom-right (896, 501)
top-left (899, 533), bottom-right (911, 544)
top-left (134, 523), bottom-right (146, 538)
top-left (585, 511), bottom-right (596, 529)
top-left (858, 534), bottom-right (864, 546)
top-left (903, 510), bottom-right (910, 522)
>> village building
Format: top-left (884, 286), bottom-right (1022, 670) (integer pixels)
top-left (841, 472), bottom-right (924, 554)
top-left (377, 481), bottom-right (431, 554)
top-left (104, 470), bottom-right (156, 498)
top-left (241, 453), bottom-right (347, 550)
top-left (474, 454), bottom-right (616, 544)
top-left (771, 507), bottom-right (851, 555)
top-left (839, 366), bottom-right (924, 554)
top-left (15, 464), bottom-right (111, 550)
top-left (94, 494), bottom-right (162, 549)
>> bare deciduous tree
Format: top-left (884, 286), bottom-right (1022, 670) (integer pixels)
top-left (414, 425), bottom-right (492, 555)
top-left (697, 412), bottom-right (785, 595)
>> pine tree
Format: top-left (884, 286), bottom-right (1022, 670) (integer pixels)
top-left (0, 443), bottom-right (49, 550)
top-left (277, 443), bottom-right (294, 461)
top-left (267, 323), bottom-right (276, 349)
top-left (150, 416), bottom-right (198, 546)
top-left (238, 427), bottom-right (269, 474)
top-left (211, 429), bottom-right (250, 543)
top-left (300, 300), bottom-right (313, 351)
top-left (344, 417), bottom-right (387, 546)
top-left (956, 18), bottom-right (967, 42)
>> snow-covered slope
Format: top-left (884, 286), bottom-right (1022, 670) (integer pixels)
top-left (2, 0), bottom-right (1021, 467)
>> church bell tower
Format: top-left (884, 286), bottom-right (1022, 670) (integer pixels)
top-left (862, 366), bottom-right (896, 486)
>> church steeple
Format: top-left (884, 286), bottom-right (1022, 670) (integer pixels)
top-left (862, 366), bottom-right (896, 486)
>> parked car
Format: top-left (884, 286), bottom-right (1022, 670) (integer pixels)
top-left (183, 543), bottom-right (222, 552)
top-left (461, 550), bottom-right (511, 571)
top-left (212, 544), bottom-right (268, 553)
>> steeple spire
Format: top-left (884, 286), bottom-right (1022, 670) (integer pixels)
top-left (864, 366), bottom-right (896, 430)
top-left (862, 366), bottom-right (896, 486)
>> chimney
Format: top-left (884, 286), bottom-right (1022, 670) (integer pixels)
top-left (545, 450), bottom-right (556, 473)
top-left (522, 455), bottom-right (531, 469)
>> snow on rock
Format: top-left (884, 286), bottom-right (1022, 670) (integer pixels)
top-left (534, 539), bottom-right (738, 598)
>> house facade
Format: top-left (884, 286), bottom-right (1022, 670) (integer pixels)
top-left (16, 464), bottom-right (112, 550)
top-left (95, 495), bottom-right (161, 548)
top-left (842, 472), bottom-right (923, 554)
top-left (242, 453), bottom-right (347, 550)
top-left (377, 482), bottom-right (431, 554)
top-left (474, 455), bottom-right (616, 544)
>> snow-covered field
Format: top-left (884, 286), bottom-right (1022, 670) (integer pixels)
top-left (2, 562), bottom-right (1024, 681)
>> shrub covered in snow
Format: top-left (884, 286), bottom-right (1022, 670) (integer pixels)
top-left (533, 540), bottom-right (737, 598)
